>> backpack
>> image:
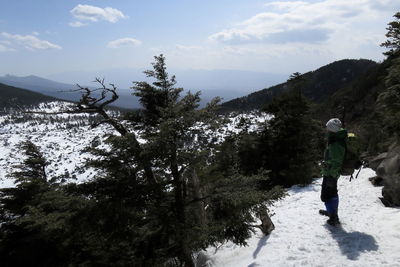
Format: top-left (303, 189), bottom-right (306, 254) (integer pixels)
top-left (341, 132), bottom-right (363, 179)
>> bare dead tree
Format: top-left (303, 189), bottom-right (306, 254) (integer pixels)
top-left (73, 78), bottom-right (129, 135)
top-left (24, 78), bottom-right (127, 135)
top-left (24, 78), bottom-right (158, 187)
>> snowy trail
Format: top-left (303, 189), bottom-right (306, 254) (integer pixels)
top-left (206, 168), bottom-right (400, 267)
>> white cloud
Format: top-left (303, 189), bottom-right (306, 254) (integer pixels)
top-left (1, 32), bottom-right (62, 50)
top-left (264, 1), bottom-right (309, 11)
top-left (107, 38), bottom-right (142, 48)
top-left (0, 40), bottom-right (11, 45)
top-left (0, 42), bottom-right (15, 52)
top-left (69, 21), bottom-right (87, 28)
top-left (70, 4), bottom-right (128, 25)
top-left (209, 0), bottom-right (396, 45)
top-left (169, 0), bottom-right (397, 73)
top-left (209, 30), bottom-right (252, 43)
top-left (175, 44), bottom-right (203, 51)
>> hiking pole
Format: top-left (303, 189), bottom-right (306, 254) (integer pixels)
top-left (349, 174), bottom-right (353, 182)
top-left (355, 165), bottom-right (363, 178)
top-left (349, 161), bottom-right (364, 182)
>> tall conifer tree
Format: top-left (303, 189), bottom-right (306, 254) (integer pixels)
top-left (0, 140), bottom-right (85, 267)
top-left (74, 55), bottom-right (283, 266)
top-left (263, 73), bottom-right (322, 186)
top-left (377, 12), bottom-right (400, 142)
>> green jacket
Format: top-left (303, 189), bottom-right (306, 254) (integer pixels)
top-left (322, 129), bottom-right (347, 178)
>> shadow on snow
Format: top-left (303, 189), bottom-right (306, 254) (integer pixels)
top-left (252, 235), bottom-right (271, 259)
top-left (325, 225), bottom-right (379, 260)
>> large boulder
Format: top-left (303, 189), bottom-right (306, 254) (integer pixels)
top-left (375, 145), bottom-right (400, 206)
top-left (367, 152), bottom-right (388, 171)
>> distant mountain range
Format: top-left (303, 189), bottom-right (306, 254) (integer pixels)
top-left (0, 68), bottom-right (288, 109)
top-left (0, 82), bottom-right (58, 110)
top-left (218, 59), bottom-right (378, 113)
top-left (0, 59), bottom-right (379, 114)
top-left (0, 74), bottom-right (140, 109)
top-left (0, 74), bottom-right (81, 101)
top-left (46, 68), bottom-right (288, 103)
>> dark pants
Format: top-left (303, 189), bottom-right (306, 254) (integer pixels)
top-left (321, 176), bottom-right (339, 216)
top-left (321, 176), bottom-right (338, 202)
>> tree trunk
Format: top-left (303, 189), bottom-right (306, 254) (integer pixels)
top-left (170, 148), bottom-right (194, 267)
top-left (189, 168), bottom-right (205, 225)
top-left (258, 210), bottom-right (275, 235)
top-left (97, 109), bottom-right (159, 187)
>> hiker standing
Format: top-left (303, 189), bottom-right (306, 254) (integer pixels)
top-left (320, 118), bottom-right (347, 226)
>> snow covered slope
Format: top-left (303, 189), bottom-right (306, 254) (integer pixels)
top-left (0, 102), bottom-right (117, 187)
top-left (0, 102), bottom-right (269, 188)
top-left (206, 168), bottom-right (400, 267)
top-left (3, 103), bottom-right (397, 266)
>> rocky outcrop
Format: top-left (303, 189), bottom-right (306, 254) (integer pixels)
top-left (369, 176), bottom-right (384, 186)
top-left (257, 210), bottom-right (275, 235)
top-left (370, 145), bottom-right (400, 207)
top-left (367, 153), bottom-right (388, 170)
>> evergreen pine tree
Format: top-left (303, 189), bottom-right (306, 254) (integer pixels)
top-left (0, 140), bottom-right (86, 267)
top-left (381, 12), bottom-right (400, 57)
top-left (71, 55), bottom-right (283, 266)
top-left (262, 73), bottom-right (323, 187)
top-left (378, 12), bottom-right (400, 143)
top-left (4, 55), bottom-right (284, 266)
top-left (377, 57), bottom-right (400, 142)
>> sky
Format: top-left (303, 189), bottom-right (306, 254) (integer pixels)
top-left (0, 0), bottom-right (399, 77)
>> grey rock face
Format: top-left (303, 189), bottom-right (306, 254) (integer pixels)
top-left (368, 152), bottom-right (388, 171)
top-left (374, 145), bottom-right (400, 206)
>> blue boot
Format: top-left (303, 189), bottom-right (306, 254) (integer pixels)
top-left (325, 196), bottom-right (340, 225)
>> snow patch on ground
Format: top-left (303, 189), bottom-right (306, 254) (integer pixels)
top-left (0, 102), bottom-right (117, 187)
top-left (206, 168), bottom-right (400, 267)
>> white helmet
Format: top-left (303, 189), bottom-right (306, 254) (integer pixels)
top-left (326, 118), bottom-right (342, 132)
